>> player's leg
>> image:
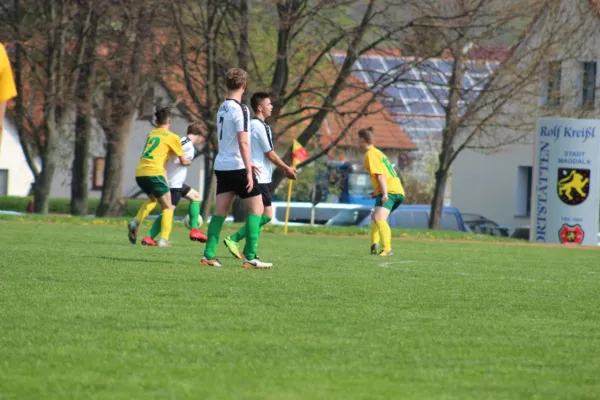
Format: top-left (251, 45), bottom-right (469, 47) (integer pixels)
top-left (128, 176), bottom-right (158, 244)
top-left (183, 187), bottom-right (207, 242)
top-left (237, 172), bottom-right (271, 269)
top-left (224, 184), bottom-right (271, 259)
top-left (150, 177), bottom-right (174, 247)
top-left (201, 191), bottom-right (235, 265)
top-left (142, 188), bottom-right (182, 246)
top-left (372, 194), bottom-right (393, 256)
top-left (370, 215), bottom-right (380, 255)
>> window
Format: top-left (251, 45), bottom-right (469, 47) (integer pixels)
top-left (440, 212), bottom-right (460, 231)
top-left (545, 61), bottom-right (561, 107)
top-left (515, 166), bottom-right (533, 216)
top-left (392, 211), bottom-right (428, 229)
top-left (92, 157), bottom-right (105, 190)
top-left (582, 61), bottom-right (597, 109)
top-left (0, 169), bottom-right (7, 195)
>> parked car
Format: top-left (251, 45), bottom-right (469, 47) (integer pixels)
top-left (325, 206), bottom-right (373, 226)
top-left (461, 213), bottom-right (510, 237)
top-left (355, 204), bottom-right (470, 232)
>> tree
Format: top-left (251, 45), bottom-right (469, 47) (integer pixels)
top-left (2, 0), bottom-right (93, 214)
top-left (399, 0), bottom-right (592, 229)
top-left (95, 1), bottom-right (164, 217)
top-left (70, 0), bottom-right (102, 215)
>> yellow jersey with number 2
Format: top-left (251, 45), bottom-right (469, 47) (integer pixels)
top-left (363, 146), bottom-right (405, 196)
top-left (136, 128), bottom-right (184, 177)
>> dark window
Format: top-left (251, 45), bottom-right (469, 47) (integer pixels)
top-left (582, 61), bottom-right (597, 109)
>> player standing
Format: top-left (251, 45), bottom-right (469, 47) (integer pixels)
top-left (200, 68), bottom-right (271, 269)
top-left (358, 127), bottom-right (405, 256)
top-left (223, 92), bottom-right (296, 258)
top-left (140, 121), bottom-right (208, 246)
top-left (127, 106), bottom-right (191, 247)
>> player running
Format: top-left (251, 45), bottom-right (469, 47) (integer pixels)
top-left (358, 127), bottom-right (405, 256)
top-left (222, 92), bottom-right (296, 259)
top-left (127, 106), bottom-right (191, 247)
top-left (140, 121), bottom-right (208, 246)
top-left (201, 68), bottom-right (273, 269)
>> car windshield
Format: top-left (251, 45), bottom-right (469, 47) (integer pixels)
top-left (326, 209), bottom-right (372, 226)
top-left (347, 173), bottom-right (372, 196)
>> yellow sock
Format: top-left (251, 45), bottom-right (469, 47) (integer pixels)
top-left (135, 200), bottom-right (157, 225)
top-left (376, 220), bottom-right (392, 252)
top-left (371, 220), bottom-right (380, 245)
top-left (160, 208), bottom-right (174, 240)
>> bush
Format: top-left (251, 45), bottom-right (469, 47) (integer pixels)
top-left (0, 196), bottom-right (213, 217)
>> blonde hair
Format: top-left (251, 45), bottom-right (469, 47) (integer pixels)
top-left (225, 68), bottom-right (247, 90)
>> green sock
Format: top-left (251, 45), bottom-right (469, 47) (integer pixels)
top-left (149, 215), bottom-right (162, 238)
top-left (203, 215), bottom-right (225, 259)
top-left (188, 201), bottom-right (200, 229)
top-left (230, 224), bottom-right (247, 242)
top-left (242, 214), bottom-right (261, 260)
top-left (230, 215), bottom-right (271, 242)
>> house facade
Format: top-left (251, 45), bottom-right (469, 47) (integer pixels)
top-left (450, 0), bottom-right (600, 230)
top-left (0, 117), bottom-right (36, 196)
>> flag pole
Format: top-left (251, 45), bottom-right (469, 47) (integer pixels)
top-left (284, 178), bottom-right (294, 235)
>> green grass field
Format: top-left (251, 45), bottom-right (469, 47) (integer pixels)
top-left (1, 218), bottom-right (599, 399)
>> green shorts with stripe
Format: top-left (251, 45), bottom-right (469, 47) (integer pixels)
top-left (375, 193), bottom-right (405, 212)
top-left (135, 175), bottom-right (170, 198)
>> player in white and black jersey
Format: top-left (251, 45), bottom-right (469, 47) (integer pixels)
top-left (223, 92), bottom-right (297, 259)
top-left (140, 122), bottom-right (208, 246)
top-left (201, 68), bottom-right (275, 269)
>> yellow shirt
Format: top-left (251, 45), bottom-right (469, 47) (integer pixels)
top-left (363, 146), bottom-right (405, 196)
top-left (135, 128), bottom-right (184, 177)
top-left (0, 43), bottom-right (17, 103)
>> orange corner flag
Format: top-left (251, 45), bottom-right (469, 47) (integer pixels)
top-left (292, 140), bottom-right (309, 166)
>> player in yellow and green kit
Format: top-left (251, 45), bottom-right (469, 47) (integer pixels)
top-left (127, 106), bottom-right (192, 247)
top-left (358, 127), bottom-right (405, 256)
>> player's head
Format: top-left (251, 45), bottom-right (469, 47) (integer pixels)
top-left (251, 92), bottom-right (272, 118)
top-left (155, 106), bottom-right (172, 127)
top-left (187, 121), bottom-right (206, 145)
top-left (225, 68), bottom-right (247, 92)
top-left (358, 127), bottom-right (374, 150)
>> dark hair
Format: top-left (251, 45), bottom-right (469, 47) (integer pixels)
top-left (225, 68), bottom-right (247, 90)
top-left (358, 127), bottom-right (374, 144)
top-left (155, 106), bottom-right (171, 125)
top-left (251, 92), bottom-right (270, 114)
top-left (187, 121), bottom-right (204, 136)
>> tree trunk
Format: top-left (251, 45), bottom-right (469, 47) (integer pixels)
top-left (96, 116), bottom-right (132, 217)
top-left (70, 11), bottom-right (98, 216)
top-left (33, 158), bottom-right (56, 214)
top-left (429, 167), bottom-right (449, 230)
top-left (428, 43), bottom-right (465, 229)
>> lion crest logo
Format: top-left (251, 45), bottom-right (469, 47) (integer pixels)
top-left (557, 168), bottom-right (590, 205)
top-left (558, 224), bottom-right (585, 245)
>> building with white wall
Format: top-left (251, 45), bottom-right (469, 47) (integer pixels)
top-left (0, 118), bottom-right (36, 196)
top-left (451, 0), bottom-right (600, 231)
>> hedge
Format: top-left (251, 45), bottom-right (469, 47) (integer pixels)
top-left (0, 196), bottom-right (213, 218)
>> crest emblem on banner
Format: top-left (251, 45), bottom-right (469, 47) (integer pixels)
top-left (557, 168), bottom-right (590, 205)
top-left (558, 224), bottom-right (585, 245)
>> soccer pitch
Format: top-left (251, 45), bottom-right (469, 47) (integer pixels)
top-left (1, 219), bottom-right (599, 399)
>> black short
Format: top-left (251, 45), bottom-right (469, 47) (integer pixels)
top-left (170, 184), bottom-right (191, 207)
top-left (215, 169), bottom-right (260, 199)
top-left (258, 184), bottom-right (272, 207)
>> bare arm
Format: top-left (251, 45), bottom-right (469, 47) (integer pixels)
top-left (376, 174), bottom-right (388, 202)
top-left (178, 155), bottom-right (192, 166)
top-left (266, 150), bottom-right (297, 179)
top-left (238, 131), bottom-right (254, 192)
